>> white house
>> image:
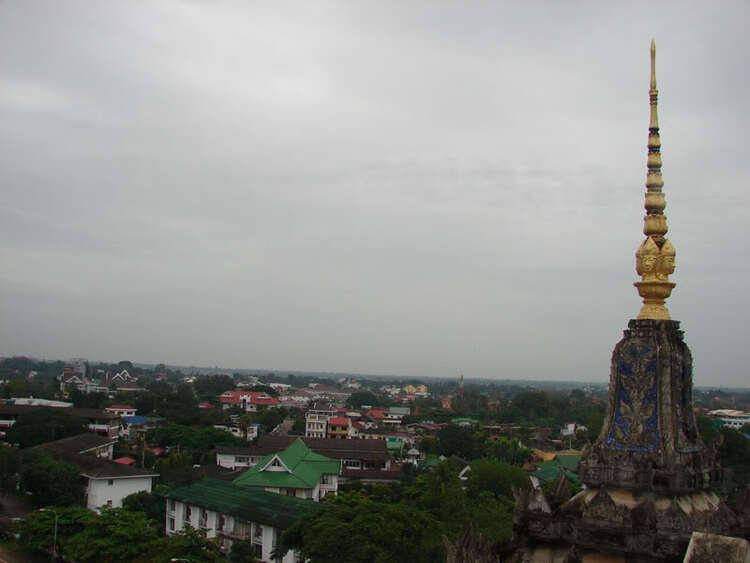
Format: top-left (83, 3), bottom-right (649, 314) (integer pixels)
top-left (27, 434), bottom-right (158, 511)
top-left (83, 464), bottom-right (158, 511)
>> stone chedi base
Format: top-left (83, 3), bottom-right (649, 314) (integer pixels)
top-left (578, 320), bottom-right (718, 494)
top-left (513, 320), bottom-right (741, 562)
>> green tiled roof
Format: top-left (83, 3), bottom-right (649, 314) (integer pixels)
top-left (423, 454), bottom-right (441, 468)
top-left (164, 478), bottom-right (320, 529)
top-left (233, 438), bottom-right (340, 490)
top-left (554, 454), bottom-right (580, 473)
top-left (532, 460), bottom-right (580, 484)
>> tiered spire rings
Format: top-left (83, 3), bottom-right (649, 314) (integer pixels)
top-left (634, 40), bottom-right (676, 320)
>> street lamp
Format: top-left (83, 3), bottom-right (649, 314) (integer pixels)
top-left (39, 508), bottom-right (58, 562)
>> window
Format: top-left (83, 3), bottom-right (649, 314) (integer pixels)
top-left (186, 506), bottom-right (192, 520)
top-left (106, 500), bottom-right (112, 507)
top-left (236, 456), bottom-right (249, 463)
top-left (253, 524), bottom-right (263, 540)
top-left (285, 488), bottom-right (296, 496)
top-left (199, 509), bottom-right (208, 528)
top-left (168, 517), bottom-right (175, 531)
top-left (218, 514), bottom-right (225, 530)
top-left (168, 500), bottom-right (176, 512)
top-left (107, 479), bottom-right (114, 486)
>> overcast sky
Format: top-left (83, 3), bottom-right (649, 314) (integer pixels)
top-left (1, 2), bottom-right (748, 385)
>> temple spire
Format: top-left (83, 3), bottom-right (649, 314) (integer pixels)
top-left (634, 40), bottom-right (676, 320)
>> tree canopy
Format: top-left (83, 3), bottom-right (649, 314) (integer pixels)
top-left (8, 409), bottom-right (86, 448)
top-left (20, 452), bottom-right (82, 506)
top-left (277, 493), bottom-right (444, 563)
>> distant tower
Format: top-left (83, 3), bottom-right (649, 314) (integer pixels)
top-left (513, 42), bottom-right (738, 562)
top-left (459, 373), bottom-right (464, 399)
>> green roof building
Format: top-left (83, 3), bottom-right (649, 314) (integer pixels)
top-left (531, 454), bottom-right (581, 485)
top-left (233, 438), bottom-right (341, 501)
top-left (164, 478), bottom-right (319, 562)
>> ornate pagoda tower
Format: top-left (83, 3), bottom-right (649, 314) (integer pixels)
top-left (513, 42), bottom-right (738, 562)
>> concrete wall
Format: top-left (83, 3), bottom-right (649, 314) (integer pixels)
top-left (86, 475), bottom-right (153, 511)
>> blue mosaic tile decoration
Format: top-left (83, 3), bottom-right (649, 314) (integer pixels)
top-left (605, 341), bottom-right (659, 452)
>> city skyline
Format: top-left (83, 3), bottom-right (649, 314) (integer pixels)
top-left (2, 2), bottom-right (749, 385)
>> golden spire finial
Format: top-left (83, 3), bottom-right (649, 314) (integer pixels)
top-left (634, 40), bottom-right (676, 320)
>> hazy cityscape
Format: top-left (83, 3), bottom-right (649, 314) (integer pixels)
top-left (1, 2), bottom-right (749, 563)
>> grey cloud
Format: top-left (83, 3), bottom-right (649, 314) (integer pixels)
top-left (1, 1), bottom-right (748, 385)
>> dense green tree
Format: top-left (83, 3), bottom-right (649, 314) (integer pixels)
top-left (143, 525), bottom-right (223, 563)
top-left (8, 409), bottom-right (85, 448)
top-left (450, 390), bottom-right (489, 417)
top-left (164, 383), bottom-right (199, 425)
top-left (228, 540), bottom-right (258, 563)
top-left (252, 407), bottom-right (287, 433)
top-left (147, 423), bottom-right (246, 456)
top-left (123, 488), bottom-right (170, 530)
top-left (407, 462), bottom-right (468, 536)
top-left (468, 491), bottom-right (515, 545)
top-left (277, 493), bottom-right (444, 563)
top-left (71, 390), bottom-right (106, 409)
top-left (485, 437), bottom-right (532, 466)
top-left (20, 452), bottom-right (83, 506)
top-left (154, 451), bottom-right (194, 487)
top-left (696, 414), bottom-right (720, 444)
top-left (436, 424), bottom-right (481, 459)
top-left (290, 417), bottom-right (306, 435)
top-left (63, 507), bottom-right (158, 562)
top-left (346, 391), bottom-right (383, 408)
top-left (193, 375), bottom-right (235, 397)
top-left (0, 443), bottom-right (21, 494)
top-left (465, 459), bottom-right (529, 499)
top-left (585, 412), bottom-right (604, 442)
top-left (720, 428), bottom-right (750, 488)
top-left (17, 505), bottom-right (94, 553)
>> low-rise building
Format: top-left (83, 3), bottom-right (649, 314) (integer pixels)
top-left (707, 409), bottom-right (750, 430)
top-left (217, 435), bottom-right (393, 477)
top-left (105, 405), bottom-right (136, 417)
top-left (219, 391), bottom-right (280, 413)
top-left (164, 478), bottom-right (320, 561)
top-left (232, 439), bottom-right (339, 501)
top-left (305, 403), bottom-right (334, 438)
top-left (327, 417), bottom-right (350, 440)
top-left (27, 434), bottom-right (158, 511)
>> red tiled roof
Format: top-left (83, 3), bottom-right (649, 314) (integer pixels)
top-left (329, 417), bottom-right (349, 426)
top-left (198, 402), bottom-right (216, 409)
top-left (219, 391), bottom-right (279, 405)
top-left (113, 457), bottom-right (136, 465)
top-left (367, 410), bottom-right (386, 419)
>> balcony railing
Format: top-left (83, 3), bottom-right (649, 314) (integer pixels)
top-left (219, 526), bottom-right (251, 541)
